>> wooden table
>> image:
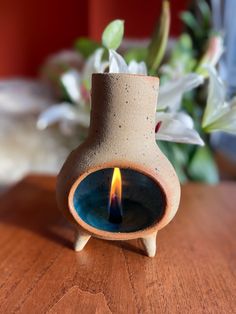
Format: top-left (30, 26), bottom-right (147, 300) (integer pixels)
top-left (0, 175), bottom-right (235, 313)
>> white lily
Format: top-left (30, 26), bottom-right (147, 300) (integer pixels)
top-left (82, 48), bottom-right (109, 88)
top-left (156, 111), bottom-right (204, 145)
top-left (203, 35), bottom-right (224, 68)
top-left (109, 50), bottom-right (147, 75)
top-left (61, 70), bottom-right (81, 105)
top-left (128, 60), bottom-right (147, 75)
top-left (37, 102), bottom-right (90, 135)
top-left (157, 73), bottom-right (204, 111)
top-left (36, 50), bottom-right (106, 135)
top-left (202, 65), bottom-right (236, 134)
top-left (37, 49), bottom-right (204, 145)
top-left (108, 50), bottom-right (204, 145)
top-left (197, 35), bottom-right (224, 75)
top-left (154, 72), bottom-right (205, 146)
top-left (109, 50), bottom-right (129, 73)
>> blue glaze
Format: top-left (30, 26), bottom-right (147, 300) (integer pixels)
top-left (73, 168), bottom-right (165, 232)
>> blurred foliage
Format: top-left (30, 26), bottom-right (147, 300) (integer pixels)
top-left (124, 48), bottom-right (147, 63)
top-left (73, 0), bottom-right (219, 184)
top-left (146, 0), bottom-right (170, 75)
top-left (180, 0), bottom-right (212, 57)
top-left (154, 0), bottom-right (219, 184)
top-left (188, 146), bottom-right (219, 183)
top-left (75, 38), bottom-right (101, 58)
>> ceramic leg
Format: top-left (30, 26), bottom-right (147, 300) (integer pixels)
top-left (140, 231), bottom-right (157, 257)
top-left (74, 229), bottom-right (91, 252)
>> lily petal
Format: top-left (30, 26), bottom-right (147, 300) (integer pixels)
top-left (61, 70), bottom-right (81, 104)
top-left (128, 60), bottom-right (148, 75)
top-left (156, 112), bottom-right (204, 145)
top-left (208, 35), bottom-right (224, 67)
top-left (37, 102), bottom-right (90, 130)
top-left (82, 48), bottom-right (108, 88)
top-left (204, 98), bottom-right (236, 134)
top-left (109, 50), bottom-right (148, 75)
top-left (109, 49), bottom-right (129, 73)
top-left (202, 65), bottom-right (228, 128)
top-left (158, 73), bottom-right (204, 111)
top-left (174, 111), bottom-right (194, 128)
top-left (198, 35), bottom-right (224, 71)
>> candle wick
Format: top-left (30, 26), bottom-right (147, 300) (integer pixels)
top-left (108, 194), bottom-right (123, 224)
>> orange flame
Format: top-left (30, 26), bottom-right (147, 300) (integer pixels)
top-left (109, 167), bottom-right (122, 207)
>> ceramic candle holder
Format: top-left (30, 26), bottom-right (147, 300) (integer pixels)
top-left (56, 73), bottom-right (181, 257)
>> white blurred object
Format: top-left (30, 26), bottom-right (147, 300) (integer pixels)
top-left (0, 79), bottom-right (56, 114)
top-left (0, 79), bottom-right (78, 186)
top-left (0, 114), bottom-right (78, 186)
top-left (41, 50), bottom-right (84, 78)
top-left (40, 50), bottom-right (85, 97)
top-left (43, 50), bottom-right (84, 67)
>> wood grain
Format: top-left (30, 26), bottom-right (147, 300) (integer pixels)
top-left (0, 175), bottom-right (235, 313)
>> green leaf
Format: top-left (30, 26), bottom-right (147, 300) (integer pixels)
top-left (167, 33), bottom-right (196, 74)
top-left (198, 0), bottom-right (211, 29)
top-left (172, 161), bottom-right (188, 184)
top-left (74, 38), bottom-right (101, 58)
top-left (157, 141), bottom-right (188, 183)
top-left (124, 48), bottom-right (147, 63)
top-left (102, 20), bottom-right (124, 50)
top-left (188, 146), bottom-right (219, 184)
top-left (180, 11), bottom-right (202, 38)
top-left (172, 34), bottom-right (193, 57)
top-left (147, 0), bottom-right (170, 74)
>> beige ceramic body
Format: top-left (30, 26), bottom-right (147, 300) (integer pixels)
top-left (56, 73), bottom-right (180, 244)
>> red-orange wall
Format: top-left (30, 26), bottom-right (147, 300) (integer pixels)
top-left (0, 0), bottom-right (189, 77)
top-left (89, 0), bottom-right (190, 40)
top-left (0, 0), bottom-right (88, 77)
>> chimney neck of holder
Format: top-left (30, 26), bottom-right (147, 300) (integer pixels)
top-left (88, 73), bottom-right (159, 143)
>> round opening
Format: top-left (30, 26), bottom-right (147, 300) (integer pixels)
top-left (72, 168), bottom-right (166, 233)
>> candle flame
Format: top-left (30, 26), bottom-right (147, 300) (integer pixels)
top-left (109, 167), bottom-right (122, 207)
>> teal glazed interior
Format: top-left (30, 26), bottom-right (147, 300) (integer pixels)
top-left (73, 168), bottom-right (166, 232)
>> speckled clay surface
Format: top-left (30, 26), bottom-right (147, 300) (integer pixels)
top-left (56, 73), bottom-right (181, 255)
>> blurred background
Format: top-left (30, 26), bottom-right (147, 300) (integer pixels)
top-left (0, 0), bottom-right (235, 190)
top-left (0, 0), bottom-right (187, 77)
